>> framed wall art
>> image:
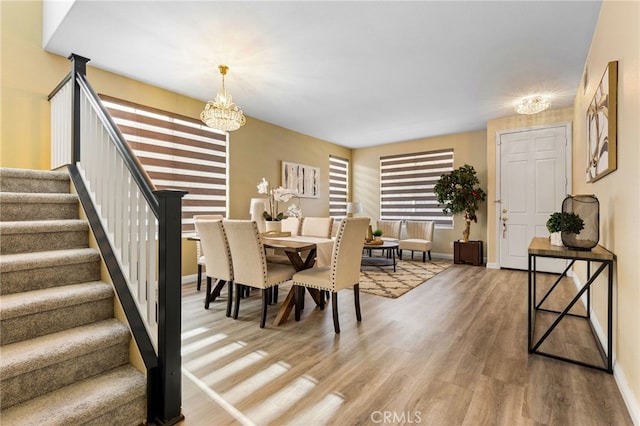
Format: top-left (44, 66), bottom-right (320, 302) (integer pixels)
top-left (586, 61), bottom-right (618, 183)
top-left (282, 161), bottom-right (319, 198)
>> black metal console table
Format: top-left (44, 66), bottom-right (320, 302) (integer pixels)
top-left (528, 237), bottom-right (615, 373)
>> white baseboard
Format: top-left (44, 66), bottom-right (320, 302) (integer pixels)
top-left (571, 274), bottom-right (640, 425)
top-left (182, 273), bottom-right (198, 285)
top-left (486, 262), bottom-right (500, 269)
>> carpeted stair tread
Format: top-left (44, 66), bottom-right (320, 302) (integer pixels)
top-left (0, 192), bottom-right (78, 204)
top-left (0, 319), bottom-right (129, 380)
top-left (0, 167), bottom-right (70, 181)
top-left (0, 364), bottom-right (146, 425)
top-left (0, 168), bottom-right (70, 194)
top-left (0, 281), bottom-right (112, 321)
top-left (0, 219), bottom-right (88, 235)
top-left (0, 247), bottom-right (99, 273)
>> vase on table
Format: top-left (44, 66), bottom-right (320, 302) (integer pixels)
top-left (265, 220), bottom-right (282, 233)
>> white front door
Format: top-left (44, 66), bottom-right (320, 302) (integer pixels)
top-left (498, 124), bottom-right (570, 271)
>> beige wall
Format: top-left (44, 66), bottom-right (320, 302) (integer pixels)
top-left (353, 130), bottom-right (487, 256)
top-left (572, 0), bottom-right (640, 416)
top-left (485, 107), bottom-right (574, 265)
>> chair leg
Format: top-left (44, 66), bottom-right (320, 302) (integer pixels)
top-left (331, 292), bottom-right (340, 334)
top-left (226, 281), bottom-right (233, 317)
top-left (272, 285), bottom-right (279, 304)
top-left (428, 250), bottom-right (432, 260)
top-left (423, 251), bottom-right (426, 262)
top-left (197, 264), bottom-right (202, 291)
top-left (260, 289), bottom-right (269, 328)
top-left (204, 276), bottom-right (212, 309)
top-left (295, 286), bottom-right (304, 321)
top-left (354, 284), bottom-right (362, 321)
top-left (398, 249), bottom-right (403, 260)
top-left (233, 284), bottom-right (242, 319)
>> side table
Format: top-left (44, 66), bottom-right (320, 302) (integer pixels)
top-left (528, 237), bottom-right (615, 373)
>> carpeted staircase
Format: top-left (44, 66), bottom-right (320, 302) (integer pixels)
top-left (0, 168), bottom-right (147, 425)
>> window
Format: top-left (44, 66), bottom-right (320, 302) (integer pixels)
top-left (380, 149), bottom-right (454, 226)
top-left (329, 155), bottom-right (349, 218)
top-left (100, 95), bottom-right (228, 234)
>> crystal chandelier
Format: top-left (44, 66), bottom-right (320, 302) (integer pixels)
top-left (514, 95), bottom-right (551, 115)
top-left (201, 65), bottom-right (246, 131)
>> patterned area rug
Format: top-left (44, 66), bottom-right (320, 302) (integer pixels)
top-left (359, 258), bottom-right (452, 298)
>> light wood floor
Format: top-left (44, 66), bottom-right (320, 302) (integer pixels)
top-left (177, 263), bottom-right (632, 426)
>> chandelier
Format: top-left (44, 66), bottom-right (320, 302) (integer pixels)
top-left (514, 95), bottom-right (551, 115)
top-left (201, 65), bottom-right (246, 131)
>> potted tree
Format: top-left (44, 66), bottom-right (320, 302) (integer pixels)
top-left (546, 212), bottom-right (585, 246)
top-left (433, 164), bottom-right (487, 242)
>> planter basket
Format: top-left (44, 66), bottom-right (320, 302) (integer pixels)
top-left (561, 194), bottom-right (599, 250)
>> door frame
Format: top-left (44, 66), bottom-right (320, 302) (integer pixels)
top-left (494, 121), bottom-right (572, 269)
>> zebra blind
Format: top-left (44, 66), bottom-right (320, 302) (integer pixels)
top-left (329, 155), bottom-right (349, 218)
top-left (100, 95), bottom-right (228, 234)
top-left (380, 149), bottom-right (454, 226)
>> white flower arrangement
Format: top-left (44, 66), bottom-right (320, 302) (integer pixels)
top-left (257, 178), bottom-right (302, 221)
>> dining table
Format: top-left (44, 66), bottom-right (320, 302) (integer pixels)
top-left (261, 235), bottom-right (335, 325)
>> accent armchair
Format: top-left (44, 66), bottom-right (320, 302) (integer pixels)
top-left (398, 220), bottom-right (434, 262)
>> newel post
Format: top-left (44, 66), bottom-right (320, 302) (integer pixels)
top-left (68, 54), bottom-right (89, 163)
top-left (154, 189), bottom-right (188, 425)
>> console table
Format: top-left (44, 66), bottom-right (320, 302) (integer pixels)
top-left (528, 237), bottom-right (615, 373)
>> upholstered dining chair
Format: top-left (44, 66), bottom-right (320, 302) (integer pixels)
top-left (223, 220), bottom-right (297, 328)
top-left (398, 220), bottom-right (434, 262)
top-left (292, 217), bottom-right (369, 333)
top-left (194, 218), bottom-right (233, 316)
top-left (193, 214), bottom-right (224, 291)
top-left (280, 217), bottom-right (301, 236)
top-left (300, 217), bottom-right (333, 238)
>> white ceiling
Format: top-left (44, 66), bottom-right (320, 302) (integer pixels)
top-left (43, 0), bottom-right (601, 149)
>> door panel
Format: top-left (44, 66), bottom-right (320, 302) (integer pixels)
top-left (499, 125), bottom-right (569, 271)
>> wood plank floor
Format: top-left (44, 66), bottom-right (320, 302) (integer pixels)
top-left (177, 263), bottom-right (632, 426)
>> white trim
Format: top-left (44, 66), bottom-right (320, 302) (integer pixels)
top-left (486, 262), bottom-right (500, 269)
top-left (182, 273), bottom-right (198, 285)
top-left (495, 121), bottom-right (572, 269)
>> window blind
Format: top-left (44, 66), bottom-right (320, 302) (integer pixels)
top-left (100, 95), bottom-right (228, 234)
top-left (329, 155), bottom-right (349, 218)
top-left (380, 149), bottom-right (454, 226)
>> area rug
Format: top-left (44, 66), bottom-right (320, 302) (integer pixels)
top-left (359, 258), bottom-right (452, 298)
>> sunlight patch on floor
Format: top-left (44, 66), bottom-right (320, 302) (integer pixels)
top-left (182, 367), bottom-right (257, 426)
top-left (200, 350), bottom-right (268, 386)
top-left (243, 375), bottom-right (318, 424)
top-left (285, 392), bottom-right (345, 425)
top-left (183, 341), bottom-right (247, 369)
top-left (222, 361), bottom-right (291, 405)
top-left (181, 333), bottom-right (228, 355)
top-left (181, 326), bottom-right (215, 340)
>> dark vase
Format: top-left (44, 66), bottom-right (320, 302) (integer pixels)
top-left (561, 194), bottom-right (599, 250)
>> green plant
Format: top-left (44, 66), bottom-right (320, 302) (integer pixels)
top-left (373, 229), bottom-right (383, 237)
top-left (433, 164), bottom-right (487, 241)
top-left (546, 212), bottom-right (585, 234)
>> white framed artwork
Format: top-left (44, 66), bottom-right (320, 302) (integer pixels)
top-left (282, 161), bottom-right (319, 198)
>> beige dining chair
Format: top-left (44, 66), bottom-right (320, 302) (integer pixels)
top-left (223, 220), bottom-right (297, 328)
top-left (300, 217), bottom-right (333, 238)
top-left (193, 214), bottom-right (224, 291)
top-left (292, 217), bottom-right (369, 333)
top-left (280, 217), bottom-right (301, 236)
top-left (194, 218), bottom-right (233, 316)
top-left (398, 220), bottom-right (434, 262)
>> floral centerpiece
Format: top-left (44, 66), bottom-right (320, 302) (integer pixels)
top-left (433, 164), bottom-right (487, 242)
top-left (257, 178), bottom-right (302, 222)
